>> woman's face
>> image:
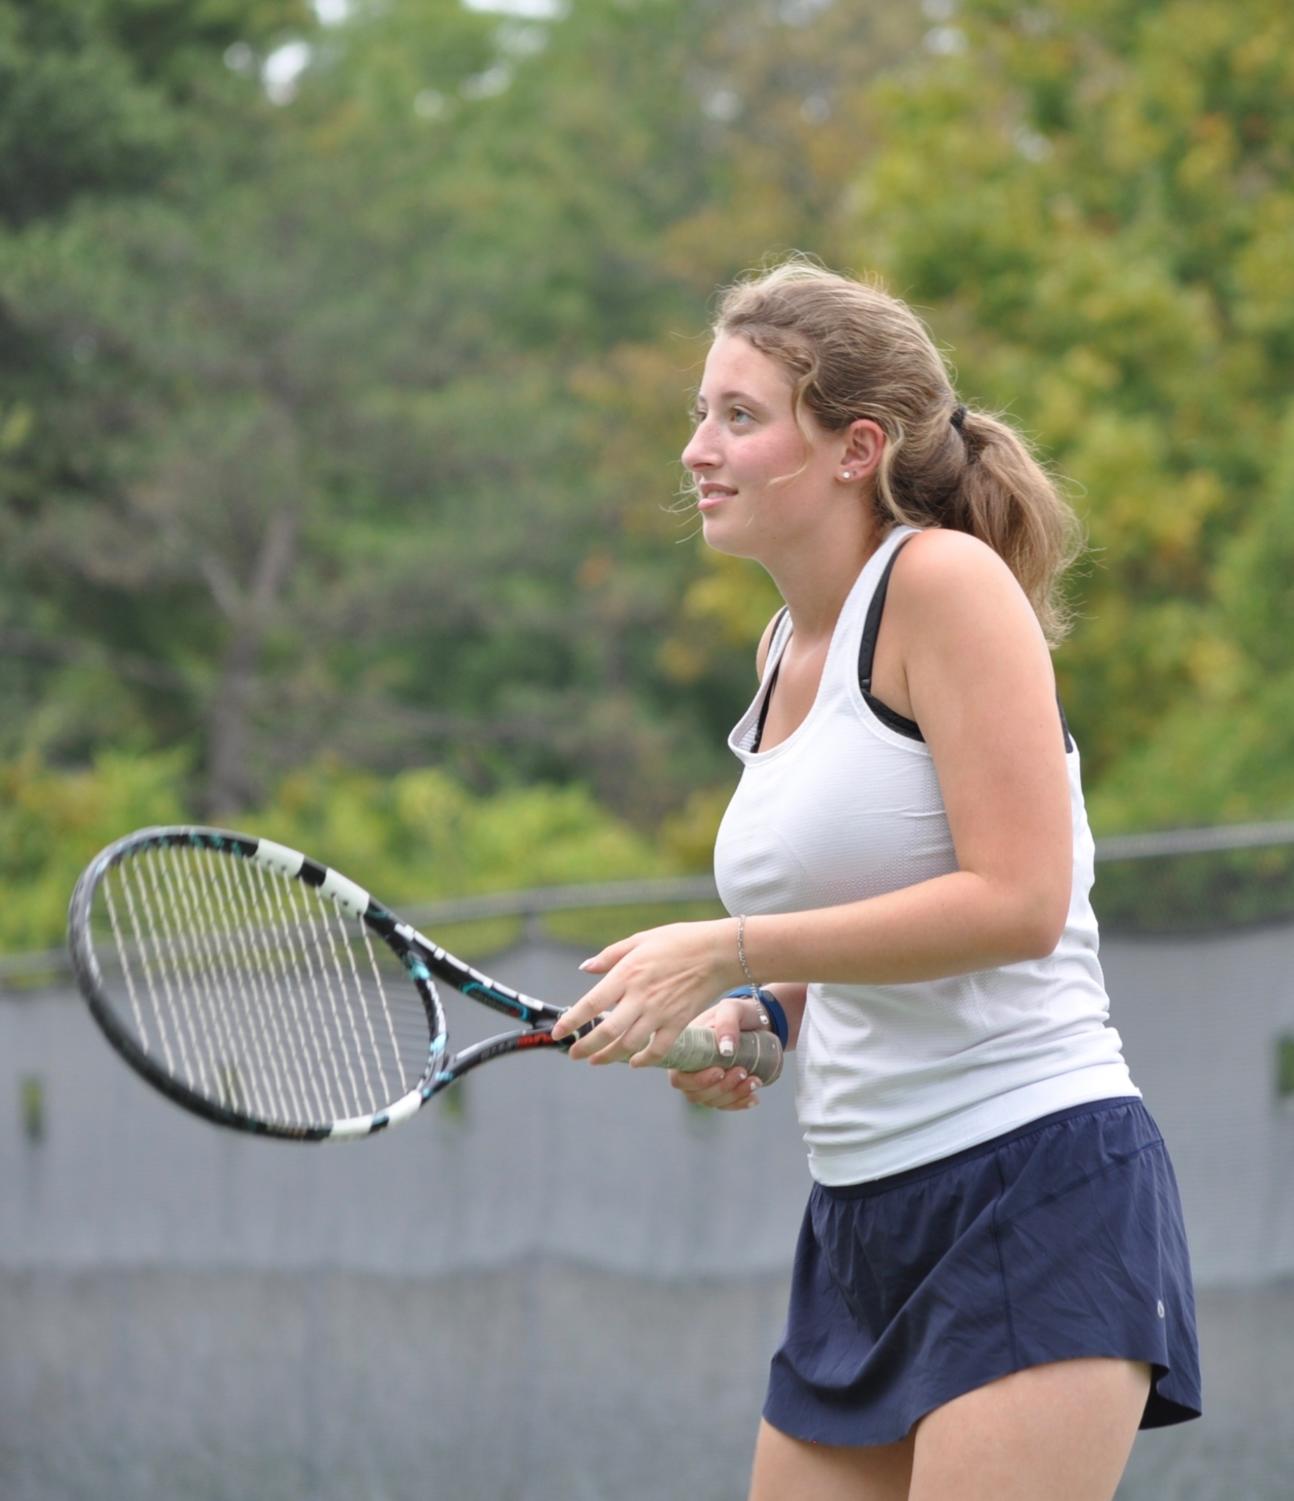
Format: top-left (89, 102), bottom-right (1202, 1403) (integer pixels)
top-left (681, 333), bottom-right (842, 560)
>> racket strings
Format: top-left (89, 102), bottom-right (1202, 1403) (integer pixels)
top-left (95, 845), bottom-right (431, 1129)
top-left (166, 847), bottom-right (267, 1117)
top-left (151, 846), bottom-right (237, 1101)
top-left (220, 853), bottom-right (322, 1124)
top-left (245, 857), bottom-right (357, 1123)
top-left (276, 865), bottom-right (386, 1118)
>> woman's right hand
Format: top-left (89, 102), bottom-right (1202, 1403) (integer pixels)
top-left (668, 994), bottom-right (770, 1110)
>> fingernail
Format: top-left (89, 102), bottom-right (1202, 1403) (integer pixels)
top-left (578, 959), bottom-right (593, 971)
top-left (748, 1079), bottom-right (760, 1092)
top-left (735, 1069), bottom-right (747, 1082)
top-left (719, 1036), bottom-right (734, 1058)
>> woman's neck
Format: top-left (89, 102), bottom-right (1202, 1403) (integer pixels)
top-left (766, 519), bottom-right (888, 645)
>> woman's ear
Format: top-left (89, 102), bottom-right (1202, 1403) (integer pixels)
top-left (840, 417), bottom-right (885, 479)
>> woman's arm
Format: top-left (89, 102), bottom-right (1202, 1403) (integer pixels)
top-left (554, 531), bottom-right (1072, 1063)
top-left (745, 529), bottom-right (1072, 984)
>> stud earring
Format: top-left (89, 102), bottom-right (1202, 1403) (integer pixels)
top-left (841, 470), bottom-right (854, 480)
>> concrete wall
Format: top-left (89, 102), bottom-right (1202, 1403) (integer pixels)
top-left (2, 1267), bottom-right (1290, 1501)
top-left (3, 928), bottom-right (1293, 1499)
top-left (5, 928), bottom-right (1294, 1284)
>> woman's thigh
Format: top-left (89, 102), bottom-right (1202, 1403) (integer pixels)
top-left (909, 1357), bottom-right (1150, 1501)
top-left (747, 1417), bottom-right (914, 1501)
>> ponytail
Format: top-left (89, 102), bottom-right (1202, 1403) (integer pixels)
top-left (714, 256), bottom-right (1082, 644)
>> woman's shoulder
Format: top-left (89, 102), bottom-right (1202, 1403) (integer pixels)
top-left (891, 527), bottom-right (1034, 627)
top-left (887, 526), bottom-right (1049, 675)
top-left (893, 525), bottom-right (1015, 586)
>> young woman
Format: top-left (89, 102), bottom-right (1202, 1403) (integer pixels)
top-left (550, 258), bottom-right (1201, 1500)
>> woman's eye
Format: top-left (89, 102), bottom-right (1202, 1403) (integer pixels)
top-left (688, 406), bottom-right (753, 428)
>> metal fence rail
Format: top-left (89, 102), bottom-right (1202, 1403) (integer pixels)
top-left (1094, 819), bottom-right (1294, 860)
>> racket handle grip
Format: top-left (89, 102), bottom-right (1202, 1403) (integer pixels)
top-left (659, 1026), bottom-right (784, 1085)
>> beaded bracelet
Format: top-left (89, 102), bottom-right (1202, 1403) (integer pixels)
top-left (736, 913), bottom-right (759, 989)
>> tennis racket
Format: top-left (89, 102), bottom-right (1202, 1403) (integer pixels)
top-left (67, 826), bottom-right (783, 1142)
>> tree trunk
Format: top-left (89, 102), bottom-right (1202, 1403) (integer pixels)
top-left (201, 503), bottom-right (298, 815)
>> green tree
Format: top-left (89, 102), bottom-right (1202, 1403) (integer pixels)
top-left (680, 0), bottom-right (1294, 829)
top-left (1, 0), bottom-right (928, 817)
top-left (11, 0), bottom-right (1283, 859)
top-left (0, 0), bottom-right (312, 796)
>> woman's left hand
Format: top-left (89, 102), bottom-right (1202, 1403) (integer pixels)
top-left (549, 918), bottom-right (740, 1066)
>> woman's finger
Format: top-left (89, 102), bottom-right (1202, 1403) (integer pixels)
top-left (684, 1082), bottom-right (759, 1111)
top-left (576, 933), bottom-right (639, 977)
top-left (564, 1007), bottom-right (628, 1059)
top-left (551, 972), bottom-right (624, 1044)
top-left (627, 1021), bottom-right (688, 1069)
top-left (710, 997), bottom-right (768, 1061)
top-left (669, 1065), bottom-right (760, 1110)
top-left (588, 1012), bottom-right (656, 1067)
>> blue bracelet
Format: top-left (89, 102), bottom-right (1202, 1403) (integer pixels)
top-left (721, 986), bottom-right (789, 1049)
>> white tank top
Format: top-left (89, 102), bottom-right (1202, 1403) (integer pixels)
top-left (713, 525), bottom-right (1138, 1185)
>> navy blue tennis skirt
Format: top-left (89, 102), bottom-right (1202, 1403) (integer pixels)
top-left (764, 1097), bottom-right (1202, 1447)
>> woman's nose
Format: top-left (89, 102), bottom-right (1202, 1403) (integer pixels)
top-left (681, 424), bottom-right (714, 471)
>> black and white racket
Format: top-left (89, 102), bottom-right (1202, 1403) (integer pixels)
top-left (67, 826), bottom-right (783, 1142)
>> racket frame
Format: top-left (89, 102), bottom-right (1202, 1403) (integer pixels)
top-left (68, 826), bottom-right (573, 1142)
top-left (69, 825), bottom-right (781, 1143)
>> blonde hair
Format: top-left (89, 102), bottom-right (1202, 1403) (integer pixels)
top-left (712, 256), bottom-right (1082, 645)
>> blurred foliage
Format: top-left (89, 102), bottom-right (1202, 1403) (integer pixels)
top-left (0, 0), bottom-right (927, 824)
top-left (2, 0), bottom-right (1293, 958)
top-left (0, 751), bottom-right (671, 955)
top-left (542, 898), bottom-right (724, 954)
top-left (830, 0), bottom-right (1294, 834)
top-left (0, 749), bottom-right (191, 954)
top-left (6, 740), bottom-right (1288, 957)
top-left (259, 757), bottom-right (671, 901)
